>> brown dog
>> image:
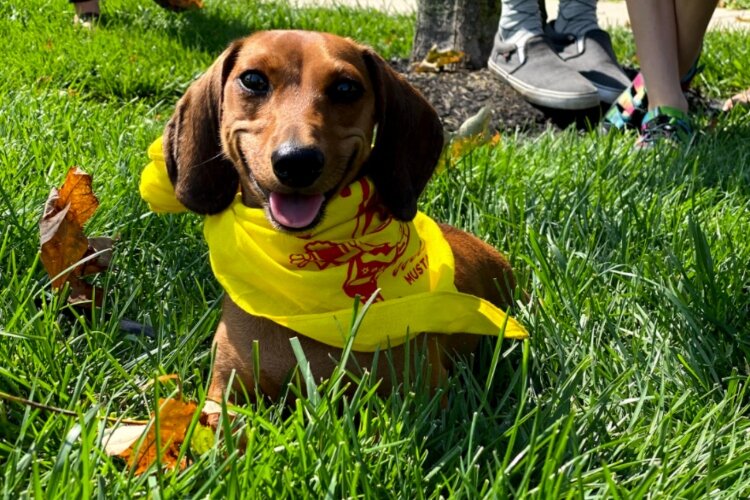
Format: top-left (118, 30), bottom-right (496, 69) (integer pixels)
top-left (160, 30), bottom-right (521, 402)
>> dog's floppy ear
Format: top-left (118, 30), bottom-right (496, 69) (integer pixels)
top-left (362, 49), bottom-right (444, 221)
top-left (162, 42), bottom-right (241, 215)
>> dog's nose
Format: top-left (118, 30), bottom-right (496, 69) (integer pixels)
top-left (271, 144), bottom-right (325, 188)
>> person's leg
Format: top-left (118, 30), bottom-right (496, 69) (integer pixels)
top-left (602, 0), bottom-right (713, 133)
top-left (554, 0), bottom-right (599, 36)
top-left (498, 0), bottom-right (544, 45)
top-left (626, 0), bottom-right (686, 112)
top-left (674, 0), bottom-right (718, 76)
top-left (625, 0), bottom-right (718, 146)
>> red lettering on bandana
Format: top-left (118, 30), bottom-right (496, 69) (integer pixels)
top-left (290, 179), bottom-right (411, 302)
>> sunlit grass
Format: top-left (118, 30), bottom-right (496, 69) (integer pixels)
top-left (1, 0), bottom-right (749, 496)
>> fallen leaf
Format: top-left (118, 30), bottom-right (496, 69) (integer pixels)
top-left (57, 167), bottom-right (98, 225)
top-left (412, 45), bottom-right (465, 73)
top-left (190, 422), bottom-right (215, 456)
top-left (39, 167), bottom-right (112, 307)
top-left (439, 107), bottom-right (498, 171)
top-left (201, 399), bottom-right (226, 430)
top-left (79, 237), bottom-right (115, 276)
top-left (456, 106), bottom-right (492, 140)
top-left (107, 398), bottom-right (198, 475)
top-left (722, 88), bottom-right (750, 111)
top-left (103, 424), bottom-right (149, 456)
top-left (424, 45), bottom-right (464, 67)
top-left (412, 60), bottom-right (440, 73)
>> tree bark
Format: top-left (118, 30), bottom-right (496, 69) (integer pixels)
top-left (411, 0), bottom-right (502, 69)
top-left (411, 0), bottom-right (549, 70)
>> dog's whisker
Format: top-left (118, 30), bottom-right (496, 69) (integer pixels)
top-left (189, 151), bottom-right (225, 170)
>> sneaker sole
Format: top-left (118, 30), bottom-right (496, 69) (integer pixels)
top-left (488, 58), bottom-right (600, 110)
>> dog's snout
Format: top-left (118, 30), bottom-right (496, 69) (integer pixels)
top-left (271, 144), bottom-right (325, 188)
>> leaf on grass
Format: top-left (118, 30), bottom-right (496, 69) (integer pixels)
top-left (412, 61), bottom-right (441, 73)
top-left (105, 398), bottom-right (197, 475)
top-left (39, 167), bottom-right (112, 307)
top-left (103, 424), bottom-right (149, 456)
top-left (190, 422), bottom-right (215, 456)
top-left (456, 106), bottom-right (492, 140)
top-left (103, 398), bottom-right (222, 473)
top-left (79, 237), bottom-right (115, 276)
top-left (57, 167), bottom-right (99, 224)
top-left (412, 45), bottom-right (464, 73)
top-left (425, 46), bottom-right (464, 67)
top-left (722, 88), bottom-right (750, 112)
top-left (438, 106), bottom-right (499, 171)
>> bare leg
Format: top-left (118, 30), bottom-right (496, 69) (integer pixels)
top-left (626, 0), bottom-right (718, 113)
top-left (625, 0), bottom-right (686, 112)
top-left (674, 0), bottom-right (718, 75)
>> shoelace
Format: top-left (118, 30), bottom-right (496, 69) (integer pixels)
top-left (636, 107), bottom-right (693, 147)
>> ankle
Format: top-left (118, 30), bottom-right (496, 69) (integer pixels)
top-left (554, 0), bottom-right (599, 35)
top-left (648, 96), bottom-right (688, 115)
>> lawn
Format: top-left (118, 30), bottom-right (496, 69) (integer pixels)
top-left (1, 0), bottom-right (749, 497)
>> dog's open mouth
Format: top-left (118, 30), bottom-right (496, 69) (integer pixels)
top-left (268, 192), bottom-right (326, 230)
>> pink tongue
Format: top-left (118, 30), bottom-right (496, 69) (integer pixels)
top-left (269, 192), bottom-right (325, 229)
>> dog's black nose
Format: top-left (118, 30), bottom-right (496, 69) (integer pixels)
top-left (271, 144), bottom-right (325, 188)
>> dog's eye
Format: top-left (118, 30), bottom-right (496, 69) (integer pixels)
top-left (238, 71), bottom-right (270, 95)
top-left (328, 79), bottom-right (363, 103)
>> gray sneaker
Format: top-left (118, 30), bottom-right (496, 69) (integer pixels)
top-left (488, 34), bottom-right (600, 110)
top-left (550, 27), bottom-right (631, 104)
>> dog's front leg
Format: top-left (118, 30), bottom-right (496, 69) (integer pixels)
top-left (206, 296), bottom-right (261, 406)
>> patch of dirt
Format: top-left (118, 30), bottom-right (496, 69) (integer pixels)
top-left (403, 67), bottom-right (554, 134)
top-left (397, 63), bottom-right (602, 136)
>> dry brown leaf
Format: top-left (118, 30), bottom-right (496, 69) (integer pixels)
top-left (79, 237), bottom-right (115, 276)
top-left (412, 45), bottom-right (465, 73)
top-left (111, 398), bottom-right (198, 475)
top-left (57, 167), bottom-right (99, 226)
top-left (412, 61), bottom-right (440, 73)
top-left (39, 167), bottom-right (112, 307)
top-left (103, 424), bottom-right (149, 456)
top-left (426, 49), bottom-right (464, 67)
top-left (722, 88), bottom-right (750, 111)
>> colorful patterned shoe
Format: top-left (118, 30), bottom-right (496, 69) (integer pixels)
top-left (602, 71), bottom-right (647, 131)
top-left (635, 106), bottom-right (693, 148)
top-left (602, 59), bottom-right (702, 132)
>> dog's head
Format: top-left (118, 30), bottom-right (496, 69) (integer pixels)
top-left (163, 30), bottom-right (443, 231)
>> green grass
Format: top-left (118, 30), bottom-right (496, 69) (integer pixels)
top-left (721, 0), bottom-right (750, 10)
top-left (1, 0), bottom-right (750, 497)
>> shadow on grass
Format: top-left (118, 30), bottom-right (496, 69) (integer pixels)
top-left (99, 6), bottom-right (258, 54)
top-left (151, 7), bottom-right (258, 53)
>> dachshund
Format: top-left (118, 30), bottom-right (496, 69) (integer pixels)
top-left (159, 30), bottom-right (523, 404)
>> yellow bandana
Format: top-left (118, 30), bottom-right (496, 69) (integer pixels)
top-left (140, 137), bottom-right (528, 351)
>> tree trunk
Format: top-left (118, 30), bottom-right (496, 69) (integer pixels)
top-left (411, 0), bottom-right (548, 70)
top-left (411, 0), bottom-right (502, 69)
